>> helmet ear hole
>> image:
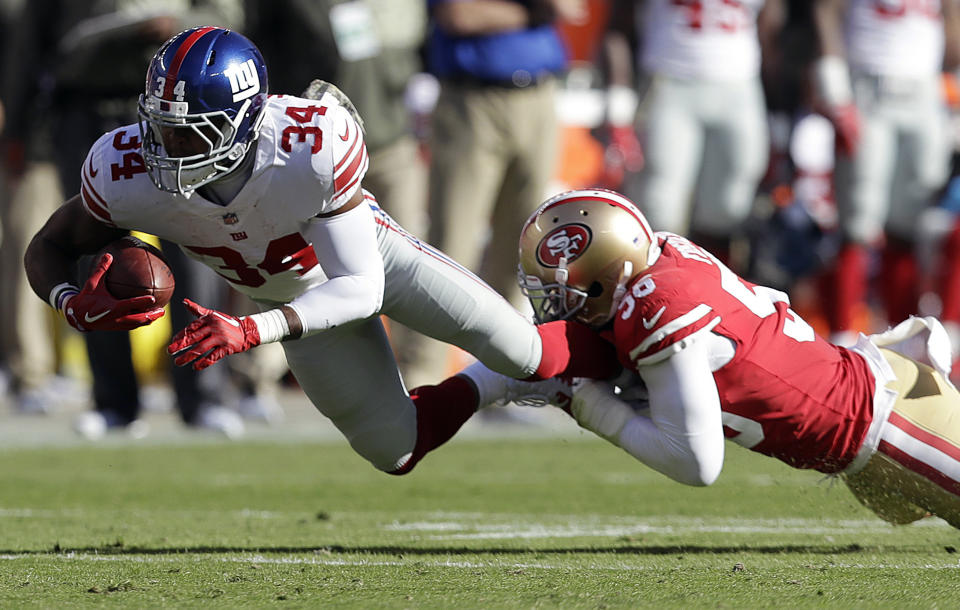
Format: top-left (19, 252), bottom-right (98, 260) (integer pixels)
top-left (587, 282), bottom-right (604, 297)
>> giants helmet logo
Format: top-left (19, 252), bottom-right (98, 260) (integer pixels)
top-left (224, 59), bottom-right (261, 102)
top-left (537, 224), bottom-right (592, 267)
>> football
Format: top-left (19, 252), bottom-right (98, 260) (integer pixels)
top-left (97, 236), bottom-right (175, 307)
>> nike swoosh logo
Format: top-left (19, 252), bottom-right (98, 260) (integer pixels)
top-left (212, 311), bottom-right (241, 328)
top-left (642, 306), bottom-right (666, 330)
top-left (88, 157), bottom-right (99, 177)
top-left (84, 310), bottom-right (110, 324)
top-left (339, 120), bottom-right (350, 142)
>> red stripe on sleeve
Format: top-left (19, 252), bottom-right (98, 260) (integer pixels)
top-left (334, 124), bottom-right (360, 172)
top-left (334, 142), bottom-right (367, 197)
top-left (81, 184), bottom-right (114, 225)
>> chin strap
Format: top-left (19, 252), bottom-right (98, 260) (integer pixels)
top-left (605, 260), bottom-right (634, 323)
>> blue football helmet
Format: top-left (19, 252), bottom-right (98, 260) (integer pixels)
top-left (138, 27), bottom-right (269, 195)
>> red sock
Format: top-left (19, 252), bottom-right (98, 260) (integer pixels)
top-left (938, 219), bottom-right (960, 323)
top-left (389, 375), bottom-right (477, 476)
top-left (826, 243), bottom-right (868, 332)
top-left (880, 237), bottom-right (919, 324)
top-left (533, 320), bottom-right (621, 380)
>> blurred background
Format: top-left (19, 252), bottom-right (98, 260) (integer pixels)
top-left (3, 0), bottom-right (960, 440)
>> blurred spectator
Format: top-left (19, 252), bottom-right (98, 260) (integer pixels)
top-left (0, 0), bottom-right (75, 414)
top-left (21, 0), bottom-right (249, 437)
top-left (425, 0), bottom-right (578, 308)
top-left (813, 0), bottom-right (960, 345)
top-left (605, 0), bottom-right (784, 268)
top-left (244, 0), bottom-right (435, 387)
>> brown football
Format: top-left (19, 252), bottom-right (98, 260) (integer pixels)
top-left (98, 236), bottom-right (175, 307)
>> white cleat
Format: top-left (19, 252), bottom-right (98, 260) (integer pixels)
top-left (235, 395), bottom-right (285, 424)
top-left (73, 410), bottom-right (149, 440)
top-left (458, 361), bottom-right (572, 409)
top-left (194, 404), bottom-right (245, 440)
top-left (73, 411), bottom-right (108, 440)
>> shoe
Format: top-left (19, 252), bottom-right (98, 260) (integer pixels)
top-left (235, 395), bottom-right (285, 424)
top-left (73, 410), bottom-right (148, 440)
top-left (74, 411), bottom-right (108, 440)
top-left (15, 388), bottom-right (56, 415)
top-left (194, 405), bottom-right (245, 439)
top-left (458, 361), bottom-right (572, 408)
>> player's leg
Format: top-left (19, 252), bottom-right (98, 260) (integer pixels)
top-left (827, 93), bottom-right (896, 338)
top-left (635, 76), bottom-right (705, 235)
top-left (281, 318), bottom-right (422, 472)
top-left (845, 349), bottom-right (960, 528)
top-left (377, 208), bottom-right (618, 389)
top-left (379, 218), bottom-right (542, 379)
top-left (691, 77), bottom-right (769, 266)
top-left (883, 79), bottom-right (951, 325)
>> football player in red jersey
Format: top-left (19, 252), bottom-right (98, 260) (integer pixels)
top-left (516, 189), bottom-right (960, 527)
top-left (23, 27), bottom-right (616, 475)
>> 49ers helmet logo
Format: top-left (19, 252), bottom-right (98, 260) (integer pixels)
top-left (536, 224), bottom-right (592, 267)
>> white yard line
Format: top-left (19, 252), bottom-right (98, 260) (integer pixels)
top-left (0, 553), bottom-right (957, 571)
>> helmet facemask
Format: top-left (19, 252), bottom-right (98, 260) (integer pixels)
top-left (138, 95), bottom-right (257, 196)
top-left (519, 257), bottom-right (589, 324)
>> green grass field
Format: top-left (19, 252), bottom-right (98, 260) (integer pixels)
top-left (1, 423), bottom-right (959, 608)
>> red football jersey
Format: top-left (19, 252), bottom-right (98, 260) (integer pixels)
top-left (614, 234), bottom-right (876, 473)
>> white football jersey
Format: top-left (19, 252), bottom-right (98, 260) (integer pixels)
top-left (79, 93), bottom-right (369, 303)
top-left (845, 0), bottom-right (944, 77)
top-left (641, 0), bottom-right (766, 81)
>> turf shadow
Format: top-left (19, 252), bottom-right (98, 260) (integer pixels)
top-left (4, 542), bottom-right (922, 557)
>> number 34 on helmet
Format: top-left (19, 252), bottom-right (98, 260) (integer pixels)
top-left (518, 189), bottom-right (660, 328)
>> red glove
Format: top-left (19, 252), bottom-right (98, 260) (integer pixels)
top-left (64, 253), bottom-right (165, 331)
top-left (598, 124), bottom-right (644, 189)
top-left (828, 103), bottom-right (861, 158)
top-left (168, 299), bottom-right (260, 370)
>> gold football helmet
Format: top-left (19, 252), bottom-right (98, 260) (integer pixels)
top-left (518, 189), bottom-right (659, 327)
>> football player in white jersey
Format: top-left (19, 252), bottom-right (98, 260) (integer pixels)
top-left (604, 0), bottom-right (784, 265)
top-left (515, 189), bottom-right (960, 528)
top-left (813, 0), bottom-right (960, 344)
top-left (23, 27), bottom-right (617, 474)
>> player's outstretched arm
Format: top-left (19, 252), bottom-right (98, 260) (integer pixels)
top-left (24, 195), bottom-right (165, 331)
top-left (572, 339), bottom-right (725, 486)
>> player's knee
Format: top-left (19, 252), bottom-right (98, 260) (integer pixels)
top-left (347, 426), bottom-right (417, 474)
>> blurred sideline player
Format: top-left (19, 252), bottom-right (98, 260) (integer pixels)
top-left (24, 27), bottom-right (615, 475)
top-left (511, 189), bottom-right (960, 527)
top-left (813, 0), bottom-right (960, 345)
top-left (603, 0), bottom-right (784, 266)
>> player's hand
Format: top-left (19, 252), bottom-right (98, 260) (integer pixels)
top-left (828, 103), bottom-right (861, 157)
top-left (64, 253), bottom-right (165, 332)
top-left (168, 299), bottom-right (260, 370)
top-left (598, 124), bottom-right (644, 189)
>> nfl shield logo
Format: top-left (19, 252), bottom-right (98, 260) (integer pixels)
top-left (222, 213), bottom-right (238, 225)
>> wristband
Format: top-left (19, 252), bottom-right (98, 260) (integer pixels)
top-left (49, 282), bottom-right (80, 313)
top-left (814, 55), bottom-right (853, 107)
top-left (606, 85), bottom-right (639, 127)
top-left (248, 308), bottom-right (291, 344)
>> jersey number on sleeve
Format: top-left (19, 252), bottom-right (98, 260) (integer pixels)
top-left (670, 0), bottom-right (749, 31)
top-left (110, 130), bottom-right (147, 181)
top-left (185, 233), bottom-right (319, 288)
top-left (281, 105), bottom-right (327, 154)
